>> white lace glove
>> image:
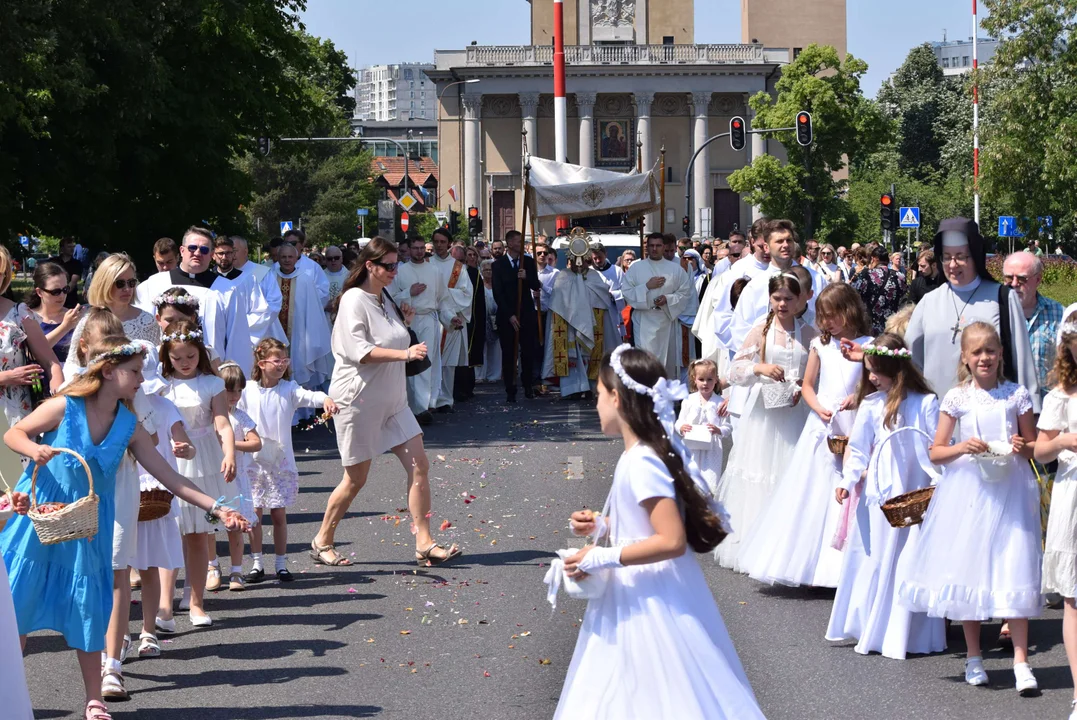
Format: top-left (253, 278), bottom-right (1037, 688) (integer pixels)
top-left (578, 545), bottom-right (623, 573)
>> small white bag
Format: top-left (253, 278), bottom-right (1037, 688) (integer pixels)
top-left (682, 424), bottom-right (715, 451)
top-left (761, 380), bottom-right (798, 409)
top-left (252, 437), bottom-right (285, 468)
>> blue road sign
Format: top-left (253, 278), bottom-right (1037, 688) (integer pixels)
top-left (356, 208), bottom-right (369, 216)
top-left (18, 235), bottom-right (29, 247)
top-left (898, 207), bottom-right (920, 228)
top-left (998, 216), bottom-right (1023, 238)
top-left (1039, 216), bottom-right (1053, 229)
top-left (280, 221), bottom-right (293, 234)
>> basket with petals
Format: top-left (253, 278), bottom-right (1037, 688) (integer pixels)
top-left (138, 488), bottom-right (174, 522)
top-left (871, 427), bottom-right (942, 528)
top-left (28, 448), bottom-right (97, 545)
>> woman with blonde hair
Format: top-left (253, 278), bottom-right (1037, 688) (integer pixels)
top-left (64, 254), bottom-right (160, 380)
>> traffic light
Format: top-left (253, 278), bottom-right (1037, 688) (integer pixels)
top-left (796, 111), bottom-right (813, 147)
top-left (467, 206), bottom-right (482, 236)
top-left (730, 116), bottom-right (745, 151)
top-left (880, 192), bottom-right (896, 232)
top-left (257, 137), bottom-right (271, 156)
top-left (449, 209), bottom-right (460, 237)
top-left (682, 216), bottom-right (690, 236)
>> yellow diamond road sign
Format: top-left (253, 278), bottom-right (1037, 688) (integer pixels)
top-left (399, 193), bottom-right (418, 212)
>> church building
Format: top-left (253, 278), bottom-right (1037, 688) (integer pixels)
top-left (430, 0), bottom-right (846, 241)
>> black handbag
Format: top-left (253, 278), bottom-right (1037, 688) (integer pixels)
top-left (381, 291), bottom-right (431, 377)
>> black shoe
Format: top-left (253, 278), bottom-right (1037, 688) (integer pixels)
top-left (524, 389), bottom-right (535, 399)
top-left (244, 567), bottom-right (266, 584)
top-left (416, 411), bottom-right (434, 426)
top-left (436, 405), bottom-right (455, 414)
top-left (277, 569), bottom-right (294, 583)
top-left (506, 395), bottom-right (517, 404)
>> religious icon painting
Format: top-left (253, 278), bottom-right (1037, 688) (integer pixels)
top-left (596, 118), bottom-right (635, 168)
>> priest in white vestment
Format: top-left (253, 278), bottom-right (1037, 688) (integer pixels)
top-left (273, 244), bottom-right (332, 389)
top-left (232, 235), bottom-right (286, 344)
top-left (693, 228), bottom-right (771, 364)
top-left (284, 229), bottom-right (330, 308)
top-left (429, 234), bottom-right (474, 411)
top-left (621, 233), bottom-right (696, 377)
top-left (542, 257), bottom-right (620, 399)
top-left (214, 236), bottom-right (278, 348)
top-left (905, 217), bottom-right (1039, 410)
top-left (135, 226), bottom-right (254, 374)
top-left (391, 237), bottom-right (444, 422)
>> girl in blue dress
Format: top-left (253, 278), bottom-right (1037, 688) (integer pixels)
top-left (0, 334), bottom-right (249, 720)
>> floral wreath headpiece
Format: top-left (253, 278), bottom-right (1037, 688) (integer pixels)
top-left (862, 343), bottom-right (911, 359)
top-left (161, 329), bottom-right (203, 344)
top-left (87, 340), bottom-right (151, 367)
top-left (153, 294), bottom-right (200, 310)
top-left (609, 344), bottom-right (732, 535)
top-left (1061, 322), bottom-right (1077, 337)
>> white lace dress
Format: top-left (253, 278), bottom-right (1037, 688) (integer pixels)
top-left (63, 308), bottom-right (160, 381)
top-left (738, 335), bottom-right (871, 588)
top-left (164, 374), bottom-right (230, 534)
top-left (553, 444), bottom-right (764, 720)
top-left (1040, 389), bottom-right (1077, 597)
top-left (675, 392), bottom-right (730, 495)
top-left (134, 394), bottom-right (185, 571)
top-left (899, 382), bottom-right (1043, 621)
top-left (714, 318), bottom-right (813, 570)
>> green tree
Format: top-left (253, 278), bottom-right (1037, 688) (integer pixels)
top-left (980, 0), bottom-right (1077, 246)
top-left (727, 45), bottom-right (890, 243)
top-left (0, 1), bottom-right (352, 261)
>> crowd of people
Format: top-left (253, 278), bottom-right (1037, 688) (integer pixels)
top-left (2, 214), bottom-right (1077, 719)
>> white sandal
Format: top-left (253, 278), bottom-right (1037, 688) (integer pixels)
top-left (137, 632), bottom-right (161, 658)
top-left (101, 670), bottom-right (128, 700)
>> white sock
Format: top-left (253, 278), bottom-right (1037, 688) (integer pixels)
top-left (104, 658), bottom-right (122, 674)
top-left (230, 565), bottom-right (242, 574)
top-left (250, 553), bottom-right (263, 571)
top-left (274, 554), bottom-right (287, 572)
top-left (208, 558), bottom-right (220, 568)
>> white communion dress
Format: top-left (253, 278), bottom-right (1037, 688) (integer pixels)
top-left (899, 382), bottom-right (1043, 621)
top-left (165, 374), bottom-right (230, 534)
top-left (675, 391), bottom-right (731, 495)
top-left (738, 334), bottom-right (870, 588)
top-left (1040, 389), bottom-right (1077, 597)
top-left (553, 444), bottom-right (764, 720)
top-left (826, 391), bottom-right (947, 659)
top-left (715, 318), bottom-right (813, 570)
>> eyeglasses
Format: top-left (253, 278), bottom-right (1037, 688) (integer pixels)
top-left (186, 245), bottom-right (211, 256)
top-left (113, 278), bottom-right (139, 290)
top-left (942, 254), bottom-right (971, 265)
top-left (39, 287), bottom-right (66, 296)
top-left (373, 260), bottom-right (399, 272)
top-left (1002, 273), bottom-right (1033, 285)
top-left (261, 358), bottom-right (291, 367)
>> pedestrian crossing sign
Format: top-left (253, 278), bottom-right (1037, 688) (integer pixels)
top-left (898, 207), bottom-right (920, 228)
top-left (280, 221), bottom-right (293, 233)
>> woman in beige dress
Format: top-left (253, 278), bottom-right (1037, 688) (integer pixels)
top-left (311, 237), bottom-right (462, 567)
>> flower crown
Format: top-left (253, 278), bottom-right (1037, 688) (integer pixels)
top-left (161, 329), bottom-right (203, 344)
top-left (1061, 321), bottom-right (1077, 337)
top-left (862, 343), bottom-right (911, 359)
top-left (87, 340), bottom-right (150, 367)
top-left (153, 294), bottom-right (200, 309)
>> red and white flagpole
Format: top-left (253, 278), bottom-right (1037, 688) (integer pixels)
top-left (972, 0), bottom-right (980, 225)
top-left (553, 0), bottom-right (569, 232)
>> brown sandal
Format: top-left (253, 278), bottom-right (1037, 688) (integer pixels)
top-left (416, 543), bottom-right (463, 567)
top-left (310, 540), bottom-right (353, 566)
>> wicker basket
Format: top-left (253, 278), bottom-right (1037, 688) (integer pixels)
top-left (880, 486), bottom-right (935, 528)
top-left (826, 435), bottom-right (849, 455)
top-left (138, 488), bottom-right (174, 522)
top-left (28, 448), bottom-right (97, 545)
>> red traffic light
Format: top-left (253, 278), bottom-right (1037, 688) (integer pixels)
top-left (798, 114), bottom-right (808, 124)
top-left (795, 111), bottom-right (813, 147)
top-left (732, 119), bottom-right (742, 129)
top-left (880, 194), bottom-right (893, 207)
top-left (468, 206), bottom-right (479, 219)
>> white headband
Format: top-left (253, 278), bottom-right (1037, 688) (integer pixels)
top-left (941, 230), bottom-right (969, 248)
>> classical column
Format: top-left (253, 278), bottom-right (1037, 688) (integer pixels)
top-left (634, 91), bottom-right (655, 231)
top-left (691, 91), bottom-right (713, 239)
top-left (519, 92), bottom-right (540, 156)
top-left (747, 94), bottom-right (766, 223)
top-left (576, 92), bottom-right (597, 168)
top-left (462, 93), bottom-right (483, 216)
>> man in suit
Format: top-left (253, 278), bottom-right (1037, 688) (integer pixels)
top-left (493, 230), bottom-right (542, 403)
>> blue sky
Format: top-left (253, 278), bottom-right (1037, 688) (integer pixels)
top-left (300, 0), bottom-right (987, 96)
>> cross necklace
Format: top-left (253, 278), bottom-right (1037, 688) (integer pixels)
top-left (950, 284), bottom-right (981, 343)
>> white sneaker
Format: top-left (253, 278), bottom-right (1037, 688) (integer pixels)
top-left (965, 656), bottom-right (989, 686)
top-left (189, 612), bottom-right (213, 628)
top-left (155, 616), bottom-right (176, 634)
top-left (1014, 662), bottom-right (1038, 696)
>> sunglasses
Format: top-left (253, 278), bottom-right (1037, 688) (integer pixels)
top-left (373, 260), bottom-right (399, 272)
top-left (186, 245), bottom-right (211, 256)
top-left (326, 255), bottom-right (343, 261)
top-left (39, 287), bottom-right (66, 296)
top-left (536, 252), bottom-right (547, 257)
top-left (113, 278), bottom-right (139, 290)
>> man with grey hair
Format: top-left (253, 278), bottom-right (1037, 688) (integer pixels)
top-left (1004, 250), bottom-right (1063, 405)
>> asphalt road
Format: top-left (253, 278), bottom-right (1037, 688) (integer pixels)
top-left (22, 384), bottom-right (1074, 719)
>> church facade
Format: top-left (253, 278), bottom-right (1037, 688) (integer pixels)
top-left (429, 0), bottom-right (846, 242)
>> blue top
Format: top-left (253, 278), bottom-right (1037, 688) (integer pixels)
top-left (38, 320), bottom-right (73, 363)
top-left (0, 396), bottom-right (136, 652)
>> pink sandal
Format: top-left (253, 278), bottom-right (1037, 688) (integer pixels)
top-left (86, 700), bottom-right (113, 720)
